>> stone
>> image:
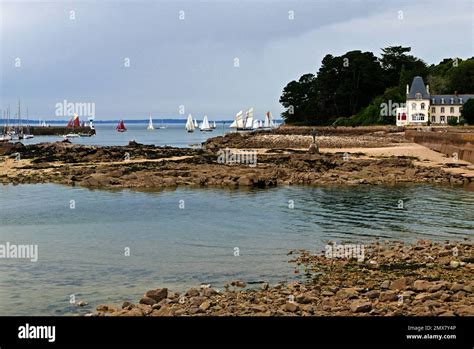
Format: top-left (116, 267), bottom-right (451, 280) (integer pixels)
top-left (76, 301), bottom-right (88, 307)
top-left (191, 296), bottom-right (207, 307)
top-left (145, 288), bottom-right (168, 302)
top-left (414, 293), bottom-right (434, 301)
top-left (380, 280), bottom-right (390, 289)
top-left (365, 290), bottom-right (380, 299)
top-left (261, 283), bottom-right (269, 291)
top-left (350, 300), bottom-right (372, 313)
top-left (186, 288), bottom-right (200, 297)
top-left (230, 280), bottom-right (246, 288)
top-left (202, 288), bottom-right (218, 297)
top-left (308, 143), bottom-right (319, 154)
top-left (139, 297), bottom-right (157, 306)
top-left (321, 290), bottom-right (335, 296)
top-left (295, 292), bottom-right (315, 304)
top-left (379, 291), bottom-right (399, 302)
top-left (284, 302), bottom-right (299, 312)
top-left (454, 305), bottom-right (474, 316)
top-left (336, 288), bottom-right (359, 299)
top-left (151, 305), bottom-right (174, 316)
top-left (450, 283), bottom-right (464, 292)
top-left (389, 278), bottom-right (406, 291)
top-left (413, 280), bottom-right (432, 291)
top-left (199, 300), bottom-right (212, 312)
top-left (122, 301), bottom-right (134, 309)
top-left (450, 260), bottom-right (460, 268)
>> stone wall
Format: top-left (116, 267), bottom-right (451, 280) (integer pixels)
top-left (405, 129), bottom-right (474, 163)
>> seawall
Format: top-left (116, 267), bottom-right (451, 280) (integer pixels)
top-left (405, 128), bottom-right (474, 163)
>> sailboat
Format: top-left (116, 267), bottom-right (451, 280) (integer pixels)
top-left (263, 111), bottom-right (275, 129)
top-left (229, 110), bottom-right (244, 130)
top-left (194, 118), bottom-right (198, 128)
top-left (23, 107), bottom-right (34, 139)
top-left (147, 116), bottom-right (155, 130)
top-left (200, 115), bottom-right (213, 132)
top-left (158, 119), bottom-right (167, 129)
top-left (116, 120), bottom-right (127, 132)
top-left (185, 113), bottom-right (195, 132)
top-left (211, 121), bottom-right (217, 129)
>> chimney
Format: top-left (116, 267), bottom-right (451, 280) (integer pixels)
top-left (406, 84), bottom-right (409, 95)
top-left (454, 90), bottom-right (458, 97)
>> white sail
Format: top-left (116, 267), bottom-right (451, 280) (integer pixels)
top-left (200, 115), bottom-right (211, 130)
top-left (253, 119), bottom-right (260, 129)
top-left (230, 110), bottom-right (244, 129)
top-left (244, 108), bottom-right (254, 129)
top-left (264, 111), bottom-right (274, 128)
top-left (194, 119), bottom-right (198, 128)
top-left (147, 116), bottom-right (154, 130)
top-left (213, 121), bottom-right (216, 128)
top-left (185, 113), bottom-right (195, 132)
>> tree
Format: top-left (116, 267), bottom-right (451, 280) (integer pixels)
top-left (381, 46), bottom-right (428, 89)
top-left (279, 74), bottom-right (316, 124)
top-left (447, 60), bottom-right (474, 93)
top-left (461, 99), bottom-right (474, 124)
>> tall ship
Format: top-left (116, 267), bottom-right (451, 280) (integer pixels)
top-left (116, 120), bottom-right (127, 132)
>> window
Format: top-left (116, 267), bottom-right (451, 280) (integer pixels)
top-left (431, 115), bottom-right (436, 123)
top-left (450, 98), bottom-right (454, 104)
top-left (412, 113), bottom-right (425, 121)
top-left (415, 93), bottom-right (422, 100)
top-left (431, 107), bottom-right (436, 113)
top-left (441, 98), bottom-right (445, 104)
top-left (450, 107), bottom-right (454, 113)
top-left (441, 107), bottom-right (445, 113)
top-left (432, 98), bottom-right (436, 104)
top-left (460, 98), bottom-right (463, 104)
top-left (412, 103), bottom-right (416, 110)
top-left (440, 116), bottom-right (445, 123)
top-left (421, 103), bottom-right (425, 110)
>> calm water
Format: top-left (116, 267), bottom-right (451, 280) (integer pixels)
top-left (0, 183), bottom-right (473, 315)
top-left (20, 123), bottom-right (228, 147)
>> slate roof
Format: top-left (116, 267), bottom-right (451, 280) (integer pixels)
top-left (430, 95), bottom-right (474, 105)
top-left (407, 76), bottom-right (429, 99)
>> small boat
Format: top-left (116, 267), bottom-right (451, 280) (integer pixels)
top-left (23, 134), bottom-right (34, 139)
top-left (185, 114), bottom-right (195, 133)
top-left (116, 120), bottom-right (127, 132)
top-left (158, 120), bottom-right (167, 129)
top-left (63, 133), bottom-right (80, 138)
top-left (200, 115), bottom-right (213, 132)
top-left (211, 121), bottom-right (217, 129)
top-left (147, 116), bottom-right (155, 130)
top-left (194, 119), bottom-right (198, 128)
top-left (78, 133), bottom-right (93, 137)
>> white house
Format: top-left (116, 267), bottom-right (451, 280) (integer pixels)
top-left (397, 76), bottom-right (474, 126)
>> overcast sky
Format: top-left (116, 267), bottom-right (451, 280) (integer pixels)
top-left (1, 0), bottom-right (473, 120)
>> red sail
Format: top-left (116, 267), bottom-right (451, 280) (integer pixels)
top-left (116, 120), bottom-right (126, 131)
top-left (73, 116), bottom-right (80, 127)
top-left (67, 118), bottom-right (74, 128)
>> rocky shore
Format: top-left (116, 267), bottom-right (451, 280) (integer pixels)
top-left (0, 131), bottom-right (471, 189)
top-left (94, 240), bottom-right (473, 316)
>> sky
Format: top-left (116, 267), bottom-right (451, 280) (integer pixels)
top-left (1, 0), bottom-right (473, 120)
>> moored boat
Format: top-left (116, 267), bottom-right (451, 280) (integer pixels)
top-left (185, 114), bottom-right (195, 132)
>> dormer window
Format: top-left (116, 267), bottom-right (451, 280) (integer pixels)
top-left (432, 98), bottom-right (435, 103)
top-left (421, 103), bottom-right (425, 110)
top-left (450, 98), bottom-right (454, 104)
top-left (460, 98), bottom-right (463, 104)
top-left (415, 93), bottom-right (422, 100)
top-left (441, 98), bottom-right (445, 104)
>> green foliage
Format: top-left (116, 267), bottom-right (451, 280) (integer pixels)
top-left (461, 99), bottom-right (474, 124)
top-left (280, 46), bottom-right (473, 126)
top-left (447, 117), bottom-right (458, 126)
